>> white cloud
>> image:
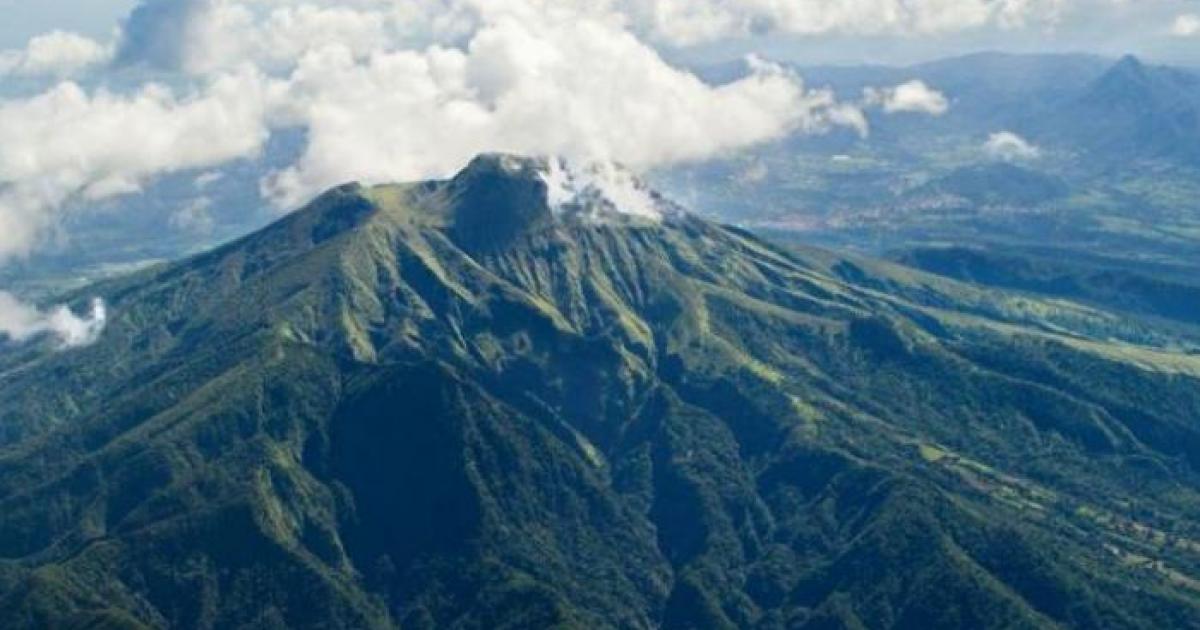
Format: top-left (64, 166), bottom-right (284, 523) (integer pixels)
top-left (0, 0), bottom-right (970, 259)
top-left (1171, 13), bottom-right (1200, 37)
top-left (111, 0), bottom-right (1077, 68)
top-left (119, 1), bottom-right (391, 75)
top-left (541, 158), bottom-right (669, 221)
top-left (114, 0), bottom-right (466, 74)
top-left (864, 80), bottom-right (950, 116)
top-left (0, 292), bottom-right (107, 348)
top-left (0, 31), bottom-right (112, 78)
top-left (258, 14), bottom-right (868, 208)
top-left (0, 70), bottom-right (270, 259)
top-left (984, 131), bottom-right (1041, 160)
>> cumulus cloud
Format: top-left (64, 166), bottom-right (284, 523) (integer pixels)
top-left (0, 0), bottom-right (963, 259)
top-left (863, 80), bottom-right (950, 115)
top-left (259, 13), bottom-right (869, 207)
top-left (111, 0), bottom-right (1075, 69)
top-left (984, 131), bottom-right (1041, 160)
top-left (117, 0), bottom-right (394, 74)
top-left (0, 292), bottom-right (107, 348)
top-left (1172, 13), bottom-right (1200, 37)
top-left (0, 69), bottom-right (270, 259)
top-left (0, 31), bottom-right (112, 78)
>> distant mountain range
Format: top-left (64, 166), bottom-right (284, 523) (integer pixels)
top-left (698, 52), bottom-right (1200, 166)
top-left (2, 155), bottom-right (1199, 628)
top-left (795, 52), bottom-right (1115, 138)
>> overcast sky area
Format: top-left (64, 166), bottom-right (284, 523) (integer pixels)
top-left (0, 0), bottom-right (137, 48)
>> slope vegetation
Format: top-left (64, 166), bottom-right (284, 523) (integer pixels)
top-left (1, 156), bottom-right (1199, 629)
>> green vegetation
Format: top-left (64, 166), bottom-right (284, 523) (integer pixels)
top-left (1, 155), bottom-right (1199, 628)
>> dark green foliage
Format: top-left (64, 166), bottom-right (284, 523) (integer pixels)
top-left (893, 245), bottom-right (1200, 328)
top-left (1, 155), bottom-right (1199, 628)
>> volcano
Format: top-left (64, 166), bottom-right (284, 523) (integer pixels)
top-left (1, 155), bottom-right (1199, 629)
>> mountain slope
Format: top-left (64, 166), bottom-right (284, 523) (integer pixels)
top-left (890, 244), bottom-right (1200, 330)
top-left (1028, 55), bottom-right (1200, 165)
top-left (2, 155), bottom-right (1200, 629)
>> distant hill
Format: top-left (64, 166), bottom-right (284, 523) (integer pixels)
top-left (783, 52), bottom-right (1113, 140)
top-left (701, 52), bottom-right (1200, 164)
top-left (892, 245), bottom-right (1200, 328)
top-left (1026, 55), bottom-right (1200, 165)
top-left (804, 52), bottom-right (1110, 129)
top-left (2, 155), bottom-right (1200, 628)
top-left (912, 162), bottom-right (1070, 206)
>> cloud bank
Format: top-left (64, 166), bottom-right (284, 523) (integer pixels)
top-left (0, 0), bottom-right (970, 270)
top-left (260, 32), bottom-right (868, 208)
top-left (0, 69), bottom-right (269, 259)
top-left (0, 292), bottom-right (107, 348)
top-left (0, 0), bottom-right (926, 260)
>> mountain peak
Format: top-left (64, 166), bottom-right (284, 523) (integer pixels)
top-left (456, 153), bottom-right (550, 180)
top-left (438, 154), bottom-right (680, 250)
top-left (1113, 54), bottom-right (1146, 73)
top-left (1096, 55), bottom-right (1150, 89)
top-left (1080, 53), bottom-right (1158, 110)
top-left (272, 154), bottom-right (683, 254)
top-left (444, 153), bottom-right (557, 251)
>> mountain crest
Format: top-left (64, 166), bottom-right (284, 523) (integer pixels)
top-left (445, 154), bottom-right (557, 251)
top-left (1111, 54), bottom-right (1147, 76)
top-left (401, 154), bottom-right (680, 251)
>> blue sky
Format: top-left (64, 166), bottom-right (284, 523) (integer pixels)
top-left (0, 0), bottom-right (135, 48)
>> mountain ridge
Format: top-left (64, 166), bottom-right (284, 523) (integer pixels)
top-left (1027, 54), bottom-right (1200, 165)
top-left (2, 156), bottom-right (1200, 629)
